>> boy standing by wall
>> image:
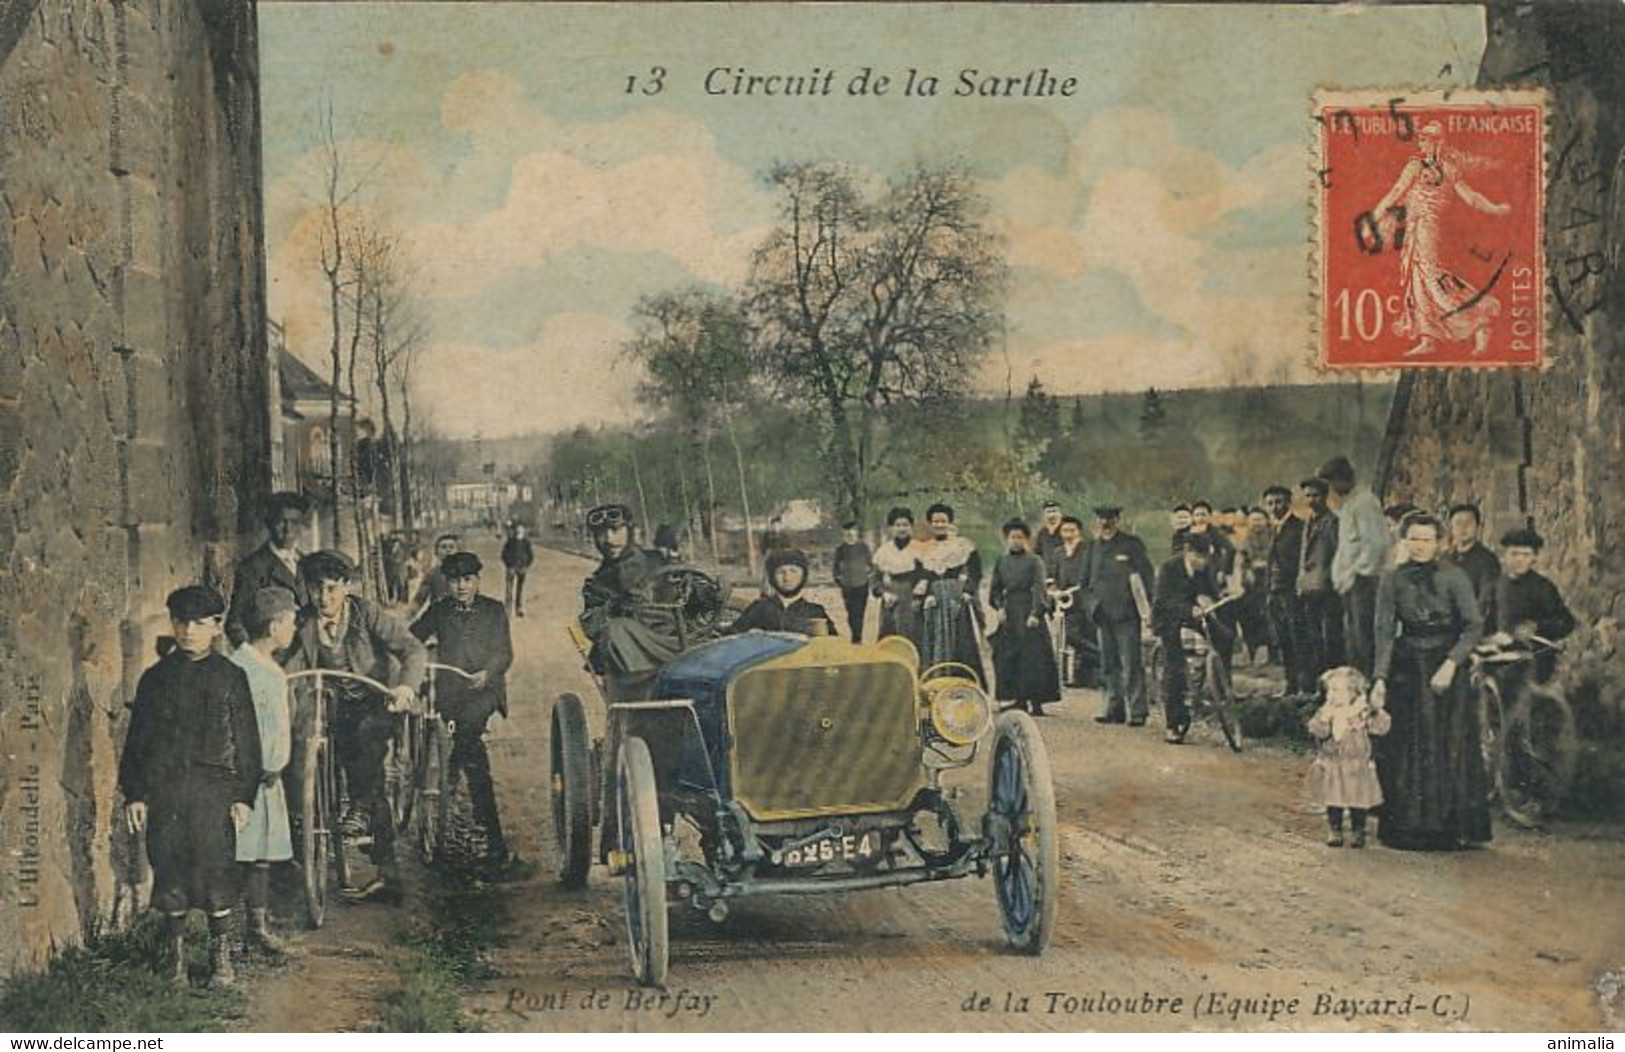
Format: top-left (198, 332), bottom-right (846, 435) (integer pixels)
top-left (119, 586), bottom-right (262, 988)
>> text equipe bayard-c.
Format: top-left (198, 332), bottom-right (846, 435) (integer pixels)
top-left (962, 989), bottom-right (1470, 1022)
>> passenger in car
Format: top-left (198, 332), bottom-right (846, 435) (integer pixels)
top-left (729, 548), bottom-right (839, 637)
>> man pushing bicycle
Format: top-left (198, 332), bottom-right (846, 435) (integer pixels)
top-left (285, 549), bottom-right (427, 903)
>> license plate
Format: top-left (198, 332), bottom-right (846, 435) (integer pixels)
top-left (781, 831), bottom-right (878, 867)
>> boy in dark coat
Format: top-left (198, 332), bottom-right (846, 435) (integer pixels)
top-left (1485, 527), bottom-right (1578, 686)
top-left (730, 548), bottom-right (839, 636)
top-left (120, 585), bottom-right (262, 988)
top-left (412, 551), bottom-right (517, 871)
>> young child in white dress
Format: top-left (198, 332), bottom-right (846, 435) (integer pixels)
top-left (230, 587), bottom-right (299, 957)
top-left (1307, 666), bottom-right (1391, 848)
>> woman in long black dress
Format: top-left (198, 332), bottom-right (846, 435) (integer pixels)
top-left (989, 519), bottom-right (1061, 716)
top-left (1372, 512), bottom-right (1489, 850)
top-left (917, 503), bottom-right (988, 688)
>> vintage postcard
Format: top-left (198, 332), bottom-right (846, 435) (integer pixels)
top-left (1, 0), bottom-right (1623, 1038)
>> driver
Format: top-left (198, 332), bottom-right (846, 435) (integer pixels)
top-left (1151, 533), bottom-right (1228, 744)
top-left (580, 503), bottom-right (684, 701)
top-left (728, 548), bottom-right (838, 636)
top-left (284, 549), bottom-right (427, 903)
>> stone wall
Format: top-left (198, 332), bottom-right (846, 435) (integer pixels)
top-left (0, 0), bottom-right (269, 977)
top-left (1381, 4), bottom-right (1625, 738)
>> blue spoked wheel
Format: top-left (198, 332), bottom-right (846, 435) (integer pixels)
top-left (617, 736), bottom-right (668, 987)
top-left (988, 711), bottom-right (1058, 954)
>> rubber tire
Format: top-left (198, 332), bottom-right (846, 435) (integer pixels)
top-left (1508, 685), bottom-right (1578, 816)
top-left (551, 694), bottom-right (593, 888)
top-left (618, 736), bottom-right (669, 987)
top-left (988, 711), bottom-right (1059, 955)
top-left (416, 719), bottom-right (451, 865)
top-left (1206, 652), bottom-right (1242, 752)
top-left (1146, 639), bottom-right (1167, 714)
top-left (388, 714), bottom-right (417, 834)
top-left (302, 724), bottom-right (338, 929)
top-left (1479, 677), bottom-right (1509, 806)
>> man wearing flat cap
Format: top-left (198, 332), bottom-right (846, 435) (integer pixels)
top-left (1484, 526), bottom-right (1577, 687)
top-left (580, 503), bottom-right (684, 701)
top-left (1077, 505), bottom-right (1156, 726)
top-left (412, 551), bottom-right (518, 872)
top-left (1296, 476), bottom-right (1343, 684)
top-left (728, 548), bottom-right (838, 636)
top-left (119, 585), bottom-right (262, 988)
top-left (1151, 533), bottom-right (1230, 743)
top-left (284, 549), bottom-right (427, 902)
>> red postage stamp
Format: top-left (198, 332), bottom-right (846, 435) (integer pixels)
top-left (1316, 88), bottom-right (1545, 369)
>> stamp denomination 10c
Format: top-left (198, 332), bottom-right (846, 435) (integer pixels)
top-left (1315, 88), bottom-right (1545, 370)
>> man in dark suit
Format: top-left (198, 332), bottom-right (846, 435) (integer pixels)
top-left (1297, 477), bottom-right (1343, 683)
top-left (500, 523), bottom-right (536, 618)
top-left (1261, 484), bottom-right (1309, 697)
top-left (1445, 503), bottom-right (1501, 607)
top-left (1079, 506), bottom-right (1157, 726)
top-left (226, 492), bottom-right (311, 647)
top-left (412, 551), bottom-right (517, 872)
top-left (1151, 533), bottom-right (1229, 744)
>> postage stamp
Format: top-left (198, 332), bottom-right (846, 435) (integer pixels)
top-left (1315, 88), bottom-right (1546, 369)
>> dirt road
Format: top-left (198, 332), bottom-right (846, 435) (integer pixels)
top-left (247, 543), bottom-right (1625, 1033)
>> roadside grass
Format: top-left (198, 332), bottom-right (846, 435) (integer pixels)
top-left (375, 862), bottom-right (514, 1033)
top-left (0, 915), bottom-right (241, 1032)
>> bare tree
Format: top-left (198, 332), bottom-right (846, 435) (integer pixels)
top-left (623, 289), bottom-right (761, 572)
top-left (747, 161), bottom-right (1006, 523)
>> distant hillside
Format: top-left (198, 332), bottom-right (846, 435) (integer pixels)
top-left (533, 380), bottom-right (1396, 551)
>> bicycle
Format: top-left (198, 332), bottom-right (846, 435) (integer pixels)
top-left (1146, 595), bottom-right (1242, 752)
top-left (287, 663), bottom-right (476, 927)
top-left (395, 661), bottom-right (482, 866)
top-left (1471, 636), bottom-right (1577, 828)
top-left (1045, 584), bottom-right (1079, 687)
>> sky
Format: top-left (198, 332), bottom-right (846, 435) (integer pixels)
top-left (260, 2), bottom-right (1486, 438)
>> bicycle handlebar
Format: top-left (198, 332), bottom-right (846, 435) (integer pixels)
top-left (285, 668), bottom-right (396, 696)
top-left (425, 662), bottom-right (480, 682)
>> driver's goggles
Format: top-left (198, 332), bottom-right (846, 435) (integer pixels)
top-left (587, 506), bottom-right (630, 529)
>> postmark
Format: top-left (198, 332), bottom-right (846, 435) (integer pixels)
top-left (1315, 88), bottom-right (1546, 369)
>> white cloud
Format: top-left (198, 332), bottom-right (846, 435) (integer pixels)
top-left (987, 108), bottom-right (1317, 390)
top-left (267, 72), bottom-right (777, 436)
top-left (414, 313), bottom-right (644, 437)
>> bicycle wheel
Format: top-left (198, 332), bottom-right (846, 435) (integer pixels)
top-left (1478, 677), bottom-right (1509, 806)
top-left (388, 713), bottom-right (417, 833)
top-left (300, 729), bottom-right (330, 929)
top-left (1507, 685), bottom-right (1578, 817)
top-left (415, 718), bottom-right (451, 865)
top-left (1206, 652), bottom-right (1242, 752)
top-left (1146, 639), bottom-right (1167, 713)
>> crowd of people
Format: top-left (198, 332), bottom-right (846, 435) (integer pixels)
top-left (118, 494), bottom-right (526, 989)
top-left (123, 455), bottom-right (1581, 990)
